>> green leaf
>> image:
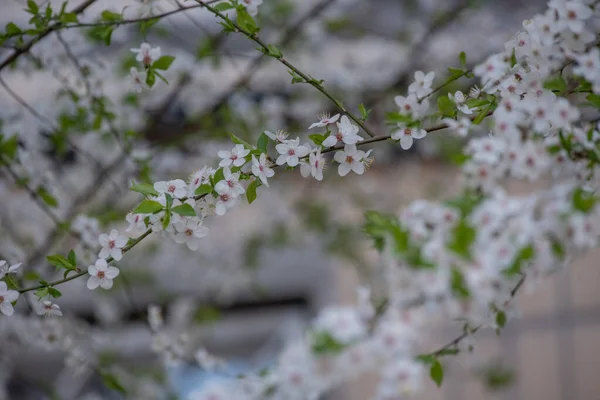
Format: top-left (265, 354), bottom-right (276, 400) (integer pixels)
top-left (133, 200), bottom-right (163, 214)
top-left (459, 51), bottom-right (467, 67)
top-left (309, 133), bottom-right (327, 147)
top-left (451, 267), bottom-right (470, 299)
top-left (236, 8), bottom-right (258, 34)
top-left (161, 209), bottom-right (171, 230)
top-left (0, 135), bottom-right (19, 162)
top-left (430, 360), bottom-right (444, 387)
top-left (130, 183), bottom-right (159, 197)
top-left (510, 48), bottom-right (517, 67)
top-left (171, 204), bottom-right (196, 216)
top-left (503, 244), bottom-right (535, 276)
top-left (212, 168), bottom-right (225, 185)
top-left (247, 179), bottom-right (260, 204)
top-left (447, 67), bottom-right (465, 81)
top-left (358, 103), bottom-right (371, 121)
top-left (101, 10), bottom-right (121, 21)
top-left (195, 184), bottom-right (213, 197)
top-left (385, 111), bottom-right (415, 126)
top-left (35, 287), bottom-right (49, 298)
top-left (139, 17), bottom-right (159, 36)
top-left (152, 55), bottom-right (176, 70)
top-left (437, 95), bottom-right (455, 118)
top-left (5, 23), bottom-right (21, 36)
top-left (266, 44), bottom-right (282, 58)
top-left (46, 254), bottom-right (74, 270)
top-left (194, 305), bottom-right (222, 324)
top-left (23, 271), bottom-right (41, 281)
top-left (572, 187), bottom-right (597, 213)
top-left (48, 287), bottom-right (62, 298)
top-left (311, 331), bottom-right (348, 354)
top-left (164, 193), bottom-right (173, 210)
top-left (37, 187), bottom-right (58, 207)
top-left (214, 2), bottom-right (234, 11)
top-left (257, 133), bottom-right (269, 153)
top-left (473, 103), bottom-right (493, 125)
top-left (101, 372), bottom-right (127, 394)
top-left (27, 0), bottom-right (39, 14)
top-left (496, 311), bottom-right (506, 328)
top-left (146, 69), bottom-right (156, 87)
top-left (288, 69), bottom-right (304, 84)
top-left (586, 93), bottom-right (600, 108)
top-left (229, 132), bottom-right (253, 149)
top-left (447, 219), bottom-right (476, 259)
top-left (544, 75), bottom-right (567, 94)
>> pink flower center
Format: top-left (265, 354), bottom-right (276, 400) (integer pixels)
top-left (108, 240), bottom-right (115, 249)
top-left (231, 155), bottom-right (238, 160)
top-left (345, 155), bottom-right (354, 163)
top-left (404, 104), bottom-right (412, 111)
top-left (227, 180), bottom-right (235, 188)
top-left (405, 128), bottom-right (412, 136)
top-left (0, 296), bottom-right (4, 304)
top-left (220, 194), bottom-right (230, 202)
top-left (287, 149), bottom-right (296, 156)
top-left (97, 271), bottom-right (105, 279)
top-left (186, 229), bottom-right (193, 236)
top-left (168, 184), bottom-right (176, 193)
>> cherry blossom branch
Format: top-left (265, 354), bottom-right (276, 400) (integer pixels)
top-left (58, 0), bottom-right (221, 29)
top-left (19, 228), bottom-right (153, 294)
top-left (196, 0), bottom-right (378, 138)
top-left (0, 0), bottom-right (98, 71)
top-left (199, 0), bottom-right (337, 117)
top-left (426, 275), bottom-right (526, 359)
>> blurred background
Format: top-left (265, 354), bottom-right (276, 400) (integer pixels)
top-left (0, 0), bottom-right (599, 399)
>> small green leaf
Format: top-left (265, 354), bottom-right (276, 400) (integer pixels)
top-left (459, 51), bottom-right (467, 67)
top-left (195, 184), bottom-right (213, 197)
top-left (27, 0), bottom-right (39, 14)
top-left (60, 12), bottom-right (78, 23)
top-left (133, 200), bottom-right (163, 214)
top-left (544, 76), bottom-right (567, 94)
top-left (139, 17), bottom-right (160, 36)
top-left (430, 360), bottom-right (444, 387)
top-left (101, 10), bottom-right (121, 21)
top-left (572, 187), bottom-right (596, 213)
top-left (311, 331), bottom-right (348, 354)
top-left (266, 44), bottom-right (282, 58)
top-left (194, 305), bottom-right (222, 324)
top-left (35, 288), bottom-right (49, 298)
top-left (171, 204), bottom-right (196, 216)
top-left (447, 67), bottom-right (465, 81)
top-left (473, 103), bottom-right (493, 125)
top-left (37, 187), bottom-right (58, 207)
top-left (586, 93), bottom-right (600, 108)
top-left (48, 287), bottom-right (62, 298)
top-left (152, 55), bottom-right (176, 71)
top-left (451, 267), bottom-right (470, 299)
top-left (229, 132), bottom-right (253, 149)
top-left (5, 23), bottom-right (21, 36)
top-left (309, 133), bottom-right (327, 147)
top-left (236, 8), bottom-right (258, 34)
top-left (214, 2), bottom-right (234, 11)
top-left (288, 69), bottom-right (304, 84)
top-left (101, 372), bottom-right (127, 394)
top-left (23, 271), bottom-right (41, 281)
top-left (130, 183), bottom-right (159, 197)
top-left (437, 95), bottom-right (455, 118)
top-left (46, 254), bottom-right (74, 270)
top-left (503, 244), bottom-right (535, 276)
top-left (257, 133), bottom-right (269, 153)
top-left (67, 250), bottom-right (77, 267)
top-left (212, 168), bottom-right (225, 185)
top-left (447, 219), bottom-right (476, 259)
top-left (146, 69), bottom-right (156, 87)
top-left (359, 103), bottom-right (371, 120)
top-left (496, 311), bottom-right (506, 328)
top-left (247, 179), bottom-right (260, 204)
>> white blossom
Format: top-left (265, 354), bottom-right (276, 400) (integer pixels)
top-left (87, 259), bottom-right (120, 290)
